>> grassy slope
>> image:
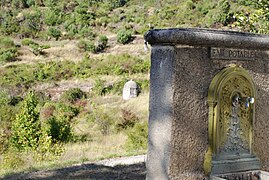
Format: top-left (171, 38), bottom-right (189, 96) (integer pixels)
top-left (0, 1), bottom-right (151, 176)
top-left (0, 38), bottom-right (150, 176)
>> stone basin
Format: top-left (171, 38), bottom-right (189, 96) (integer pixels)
top-left (211, 171), bottom-right (269, 180)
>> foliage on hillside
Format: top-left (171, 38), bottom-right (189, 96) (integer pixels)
top-left (0, 0), bottom-right (269, 64)
top-left (0, 36), bottom-right (18, 63)
top-left (1, 0), bottom-right (269, 40)
top-left (0, 54), bottom-right (149, 87)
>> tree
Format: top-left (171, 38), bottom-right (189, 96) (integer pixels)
top-left (11, 91), bottom-right (41, 151)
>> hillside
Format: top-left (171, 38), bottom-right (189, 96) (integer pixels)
top-left (1, 0), bottom-right (269, 178)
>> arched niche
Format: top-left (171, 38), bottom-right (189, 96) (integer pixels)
top-left (204, 65), bottom-right (260, 175)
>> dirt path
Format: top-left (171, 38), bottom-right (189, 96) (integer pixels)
top-left (1, 155), bottom-right (147, 180)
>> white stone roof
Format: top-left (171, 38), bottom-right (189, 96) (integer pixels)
top-left (123, 80), bottom-right (138, 89)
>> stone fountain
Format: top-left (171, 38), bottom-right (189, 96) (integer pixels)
top-left (145, 28), bottom-right (269, 179)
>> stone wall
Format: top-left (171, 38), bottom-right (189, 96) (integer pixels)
top-left (170, 47), bottom-right (212, 178)
top-left (145, 28), bottom-right (269, 179)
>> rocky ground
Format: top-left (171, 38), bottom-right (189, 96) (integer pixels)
top-left (1, 155), bottom-right (147, 180)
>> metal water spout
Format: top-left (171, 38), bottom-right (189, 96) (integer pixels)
top-left (242, 97), bottom-right (255, 108)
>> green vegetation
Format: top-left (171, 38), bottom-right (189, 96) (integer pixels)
top-left (0, 54), bottom-right (149, 87)
top-left (60, 88), bottom-right (87, 103)
top-left (1, 0), bottom-right (269, 177)
top-left (21, 38), bottom-right (50, 56)
top-left (0, 37), bottom-right (18, 63)
top-left (11, 91), bottom-right (42, 151)
top-left (0, 52), bottom-right (150, 176)
top-left (125, 122), bottom-right (148, 151)
top-left (1, 0), bottom-right (269, 41)
top-left (77, 39), bottom-right (96, 53)
top-left (77, 35), bottom-right (108, 53)
top-left (117, 30), bottom-right (133, 44)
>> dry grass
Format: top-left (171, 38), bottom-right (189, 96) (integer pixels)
top-left (92, 93), bottom-right (149, 123)
top-left (91, 35), bottom-right (149, 59)
top-left (60, 132), bottom-right (128, 163)
top-left (65, 93), bottom-right (149, 164)
top-left (4, 35), bottom-right (149, 68)
top-left (0, 132), bottom-right (146, 177)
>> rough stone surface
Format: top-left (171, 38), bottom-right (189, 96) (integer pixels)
top-left (170, 47), bottom-right (212, 178)
top-left (251, 71), bottom-right (269, 171)
top-left (147, 45), bottom-right (174, 180)
top-left (146, 28), bottom-right (269, 179)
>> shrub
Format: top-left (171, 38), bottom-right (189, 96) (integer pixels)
top-left (132, 60), bottom-right (150, 74)
top-left (0, 99), bottom-right (17, 154)
top-left (117, 30), bottom-right (132, 44)
top-left (77, 26), bottom-right (96, 39)
top-left (12, 0), bottom-right (29, 8)
top-left (0, 90), bottom-right (20, 130)
top-left (40, 103), bottom-right (55, 120)
top-left (0, 92), bottom-right (13, 153)
top-left (116, 109), bottom-right (139, 131)
top-left (48, 27), bottom-right (61, 40)
top-left (0, 11), bottom-right (20, 35)
top-left (26, 0), bottom-right (36, 6)
top-left (30, 44), bottom-right (50, 56)
top-left (95, 35), bottom-right (108, 52)
top-left (125, 122), bottom-right (148, 151)
top-left (92, 78), bottom-right (107, 96)
top-left (8, 96), bottom-right (23, 106)
top-left (44, 0), bottom-right (58, 7)
top-left (60, 88), bottom-right (87, 103)
top-left (0, 37), bottom-right (18, 63)
top-left (98, 35), bottom-right (108, 44)
top-left (109, 0), bottom-right (128, 8)
top-left (91, 107), bottom-right (113, 135)
top-left (215, 0), bottom-right (233, 25)
top-left (42, 103), bottom-right (78, 143)
top-left (77, 39), bottom-right (96, 53)
top-left (34, 132), bottom-right (64, 161)
top-left (10, 91), bottom-right (41, 151)
top-left (34, 62), bottom-right (55, 81)
top-left (0, 48), bottom-right (18, 63)
top-left (19, 10), bottom-right (42, 38)
top-left (45, 116), bottom-right (73, 143)
top-left (77, 35), bottom-right (108, 53)
top-left (21, 38), bottom-right (38, 46)
top-left (54, 103), bottom-right (79, 120)
top-left (44, 8), bottom-right (64, 26)
top-left (75, 5), bottom-right (96, 22)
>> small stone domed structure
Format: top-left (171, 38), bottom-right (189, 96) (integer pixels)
top-left (122, 80), bottom-right (138, 100)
